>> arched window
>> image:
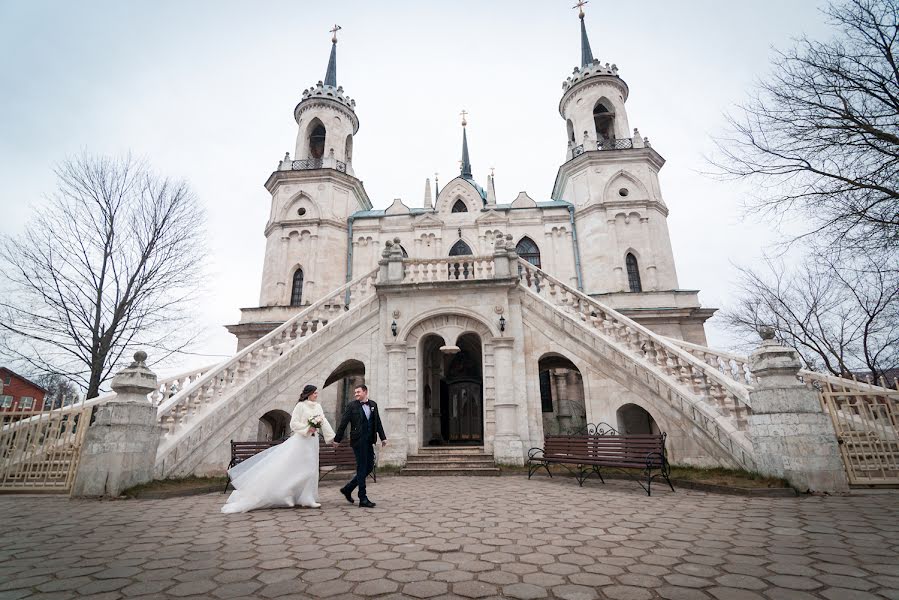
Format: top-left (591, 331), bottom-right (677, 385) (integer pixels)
top-left (399, 245), bottom-right (409, 258)
top-left (309, 121), bottom-right (326, 159)
top-left (449, 240), bottom-right (472, 256)
top-left (345, 135), bottom-right (353, 163)
top-left (516, 237), bottom-right (541, 268)
top-left (453, 200), bottom-right (468, 212)
top-left (566, 120), bottom-right (575, 144)
top-left (593, 101), bottom-right (614, 143)
top-left (452, 199), bottom-right (468, 213)
top-left (626, 253), bottom-right (642, 292)
top-left (290, 268), bottom-right (304, 306)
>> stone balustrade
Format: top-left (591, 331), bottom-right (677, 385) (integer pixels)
top-left (155, 268), bottom-right (379, 439)
top-left (668, 338), bottom-right (756, 387)
top-left (517, 260), bottom-right (754, 431)
top-left (402, 256), bottom-right (496, 284)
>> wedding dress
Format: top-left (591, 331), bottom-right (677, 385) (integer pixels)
top-left (221, 400), bottom-right (335, 513)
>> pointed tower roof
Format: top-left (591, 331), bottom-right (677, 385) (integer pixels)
top-left (324, 24), bottom-right (340, 87)
top-left (424, 178), bottom-right (432, 208)
top-left (460, 110), bottom-right (472, 179)
top-left (578, 7), bottom-right (594, 67)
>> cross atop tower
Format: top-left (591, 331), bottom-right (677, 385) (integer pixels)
top-left (460, 109), bottom-right (468, 127)
top-left (572, 0), bottom-right (589, 19)
top-left (330, 24), bottom-right (342, 43)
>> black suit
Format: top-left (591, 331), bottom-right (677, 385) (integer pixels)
top-left (334, 399), bottom-right (386, 501)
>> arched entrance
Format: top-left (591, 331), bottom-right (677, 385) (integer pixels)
top-left (421, 332), bottom-right (484, 445)
top-left (538, 353), bottom-right (587, 435)
top-left (258, 409), bottom-right (291, 441)
top-left (323, 359), bottom-right (366, 424)
top-left (617, 403), bottom-right (660, 435)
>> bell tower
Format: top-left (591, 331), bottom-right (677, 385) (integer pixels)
top-left (227, 26), bottom-right (372, 350)
top-left (552, 3), bottom-right (714, 344)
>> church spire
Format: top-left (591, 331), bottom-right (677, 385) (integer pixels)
top-left (460, 110), bottom-right (472, 179)
top-left (574, 1), bottom-right (594, 67)
top-left (324, 24), bottom-right (341, 87)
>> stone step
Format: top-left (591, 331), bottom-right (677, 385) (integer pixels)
top-left (406, 454), bottom-right (494, 462)
top-left (400, 466), bottom-right (501, 477)
top-left (415, 447), bottom-right (486, 454)
top-left (403, 460), bottom-right (496, 469)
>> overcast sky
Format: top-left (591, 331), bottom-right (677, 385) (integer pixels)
top-left (0, 1), bottom-right (834, 375)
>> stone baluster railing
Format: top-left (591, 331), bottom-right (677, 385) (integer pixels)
top-left (155, 268), bottom-right (380, 438)
top-left (666, 338), bottom-right (756, 386)
top-left (517, 259), bottom-right (753, 429)
top-left (401, 256), bottom-right (496, 284)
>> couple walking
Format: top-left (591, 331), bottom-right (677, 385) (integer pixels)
top-left (221, 383), bottom-right (387, 513)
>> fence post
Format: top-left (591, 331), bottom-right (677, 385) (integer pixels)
top-left (71, 351), bottom-right (163, 497)
top-left (747, 328), bottom-right (849, 493)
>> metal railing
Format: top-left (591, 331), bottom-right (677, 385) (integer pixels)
top-left (291, 158), bottom-right (347, 173)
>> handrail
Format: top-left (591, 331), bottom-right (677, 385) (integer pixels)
top-left (156, 267), bottom-right (379, 418)
top-left (517, 258), bottom-right (751, 404)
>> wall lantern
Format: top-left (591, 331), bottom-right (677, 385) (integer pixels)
top-left (499, 315), bottom-right (506, 333)
top-left (391, 320), bottom-right (398, 337)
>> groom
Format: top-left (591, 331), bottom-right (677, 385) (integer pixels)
top-left (333, 384), bottom-right (387, 508)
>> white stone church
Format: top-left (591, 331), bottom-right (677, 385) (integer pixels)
top-left (205, 11), bottom-right (720, 469)
top-left (144, 11), bottom-right (772, 478)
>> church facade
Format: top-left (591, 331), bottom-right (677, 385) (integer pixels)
top-left (218, 12), bottom-right (724, 469)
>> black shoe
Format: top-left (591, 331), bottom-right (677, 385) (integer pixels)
top-left (339, 487), bottom-right (354, 505)
top-left (359, 499), bottom-right (376, 508)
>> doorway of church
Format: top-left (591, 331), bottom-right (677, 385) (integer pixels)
top-left (421, 332), bottom-right (484, 446)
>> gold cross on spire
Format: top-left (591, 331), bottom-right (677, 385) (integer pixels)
top-left (330, 24), bottom-right (342, 42)
top-left (460, 109), bottom-right (468, 127)
top-left (572, 0), bottom-right (588, 18)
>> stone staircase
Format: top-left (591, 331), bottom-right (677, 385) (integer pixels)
top-left (401, 447), bottom-right (500, 476)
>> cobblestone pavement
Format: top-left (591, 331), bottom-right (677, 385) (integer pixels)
top-left (1, 476), bottom-right (898, 600)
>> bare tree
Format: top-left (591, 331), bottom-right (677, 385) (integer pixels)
top-left (713, 0), bottom-right (898, 256)
top-left (0, 153), bottom-right (206, 398)
top-left (721, 252), bottom-right (898, 381)
top-left (33, 372), bottom-right (81, 409)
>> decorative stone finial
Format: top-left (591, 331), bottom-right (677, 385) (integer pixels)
top-left (110, 350), bottom-right (157, 400)
top-left (393, 237), bottom-right (401, 244)
top-left (385, 239), bottom-right (393, 247)
top-left (759, 326), bottom-right (776, 341)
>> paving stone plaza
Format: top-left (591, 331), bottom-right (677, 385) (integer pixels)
top-left (2, 477), bottom-right (898, 600)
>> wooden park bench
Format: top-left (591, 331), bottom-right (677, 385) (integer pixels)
top-left (224, 438), bottom-right (377, 492)
top-left (527, 423), bottom-right (674, 496)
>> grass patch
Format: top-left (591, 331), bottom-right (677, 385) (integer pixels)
top-left (501, 463), bottom-right (789, 489)
top-left (122, 475), bottom-right (227, 498)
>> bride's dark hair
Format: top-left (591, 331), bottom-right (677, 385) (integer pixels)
top-left (298, 384), bottom-right (317, 402)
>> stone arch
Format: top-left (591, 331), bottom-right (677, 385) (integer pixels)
top-left (403, 310), bottom-right (495, 345)
top-left (306, 117), bottom-right (326, 159)
top-left (435, 178), bottom-right (482, 213)
top-left (257, 409), bottom-right (291, 441)
top-left (322, 358), bottom-right (366, 425)
top-left (616, 403), bottom-right (660, 435)
top-left (604, 170), bottom-right (649, 202)
top-left (537, 352), bottom-right (587, 435)
top-left (593, 97), bottom-right (615, 142)
top-left (281, 191), bottom-right (321, 221)
top-left (448, 239), bottom-right (473, 256)
top-left (515, 236), bottom-right (541, 268)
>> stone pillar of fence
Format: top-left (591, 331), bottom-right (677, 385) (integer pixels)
top-left (71, 351), bottom-right (163, 498)
top-left (747, 328), bottom-right (849, 494)
top-left (379, 238), bottom-right (405, 284)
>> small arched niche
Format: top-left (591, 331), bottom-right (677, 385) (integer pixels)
top-left (593, 100), bottom-right (615, 143)
top-left (616, 403), bottom-right (660, 435)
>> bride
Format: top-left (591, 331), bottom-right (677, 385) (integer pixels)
top-left (221, 384), bottom-right (335, 513)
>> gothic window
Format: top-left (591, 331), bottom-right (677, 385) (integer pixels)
top-left (593, 101), bottom-right (614, 143)
top-left (516, 237), bottom-right (541, 268)
top-left (345, 134), bottom-right (353, 162)
top-left (539, 370), bottom-right (554, 413)
top-left (449, 240), bottom-right (472, 256)
top-left (399, 245), bottom-right (409, 258)
top-left (566, 120), bottom-right (575, 144)
top-left (309, 121), bottom-right (326, 159)
top-left (452, 199), bottom-right (468, 213)
top-left (626, 253), bottom-right (642, 292)
top-left (290, 268), bottom-right (304, 306)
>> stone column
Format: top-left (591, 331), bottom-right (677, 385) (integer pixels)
top-left (71, 352), bottom-right (164, 498)
top-left (492, 337), bottom-right (524, 465)
top-left (748, 328), bottom-right (849, 493)
top-left (383, 238), bottom-right (405, 284)
top-left (381, 342), bottom-right (409, 466)
top-left (492, 233), bottom-right (510, 279)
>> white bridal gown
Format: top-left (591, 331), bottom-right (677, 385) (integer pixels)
top-left (221, 400), bottom-right (335, 513)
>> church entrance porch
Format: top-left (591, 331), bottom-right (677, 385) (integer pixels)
top-left (421, 332), bottom-right (484, 446)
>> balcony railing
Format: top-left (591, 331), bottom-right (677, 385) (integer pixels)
top-left (291, 158), bottom-right (347, 173)
top-left (402, 257), bottom-right (496, 284)
top-left (571, 137), bottom-right (639, 158)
